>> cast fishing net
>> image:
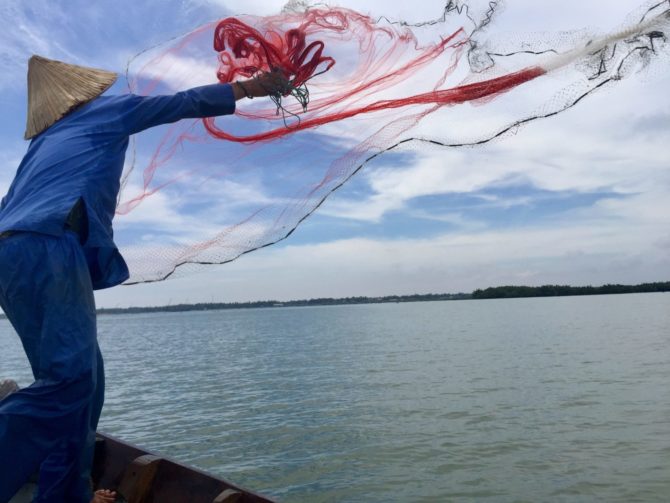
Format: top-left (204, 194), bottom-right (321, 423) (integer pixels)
top-left (117, 0), bottom-right (670, 284)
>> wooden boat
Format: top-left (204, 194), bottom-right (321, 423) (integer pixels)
top-left (11, 432), bottom-right (278, 503)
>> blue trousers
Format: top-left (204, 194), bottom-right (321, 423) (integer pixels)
top-left (0, 231), bottom-right (103, 503)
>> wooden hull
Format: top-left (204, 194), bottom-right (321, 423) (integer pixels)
top-left (91, 432), bottom-right (277, 503)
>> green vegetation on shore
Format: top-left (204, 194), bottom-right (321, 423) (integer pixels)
top-left (93, 281), bottom-right (667, 315)
top-left (96, 292), bottom-right (471, 315)
top-left (472, 282), bottom-right (670, 299)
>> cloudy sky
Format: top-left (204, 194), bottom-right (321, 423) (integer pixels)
top-left (0, 0), bottom-right (668, 308)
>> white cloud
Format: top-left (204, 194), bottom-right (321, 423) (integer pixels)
top-left (115, 178), bottom-right (278, 246)
top-left (189, 0), bottom-right (447, 20)
top-left (0, 1), bottom-right (86, 91)
top-left (192, 0), bottom-right (287, 16)
top-left (96, 199), bottom-right (670, 307)
top-left (315, 58), bottom-right (670, 223)
top-left (128, 53), bottom-right (221, 92)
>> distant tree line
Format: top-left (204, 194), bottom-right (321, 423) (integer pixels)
top-left (2, 284), bottom-right (665, 320)
top-left (472, 282), bottom-right (670, 299)
top-left (94, 292), bottom-right (472, 315)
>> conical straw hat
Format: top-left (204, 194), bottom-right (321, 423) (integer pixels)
top-left (24, 55), bottom-right (118, 140)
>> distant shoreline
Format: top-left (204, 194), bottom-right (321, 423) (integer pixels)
top-left (0, 282), bottom-right (667, 319)
top-left (471, 281), bottom-right (669, 300)
top-left (95, 281), bottom-right (668, 316)
top-left (96, 292), bottom-right (472, 316)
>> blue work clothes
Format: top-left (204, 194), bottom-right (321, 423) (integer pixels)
top-left (0, 83), bottom-right (236, 289)
top-left (0, 231), bottom-right (103, 503)
top-left (0, 84), bottom-right (236, 502)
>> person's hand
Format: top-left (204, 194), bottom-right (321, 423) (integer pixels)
top-left (91, 489), bottom-right (116, 503)
top-left (233, 69), bottom-right (291, 100)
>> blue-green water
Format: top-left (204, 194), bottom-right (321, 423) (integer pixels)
top-left (2, 294), bottom-right (669, 502)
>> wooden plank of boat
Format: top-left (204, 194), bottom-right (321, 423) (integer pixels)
top-left (91, 431), bottom-right (278, 503)
top-left (8, 431), bottom-right (274, 503)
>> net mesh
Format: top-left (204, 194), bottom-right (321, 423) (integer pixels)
top-left (117, 1), bottom-right (670, 284)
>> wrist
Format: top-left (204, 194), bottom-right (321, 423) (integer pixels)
top-left (232, 81), bottom-right (253, 101)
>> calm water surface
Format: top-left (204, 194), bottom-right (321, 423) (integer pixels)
top-left (1, 294), bottom-right (669, 502)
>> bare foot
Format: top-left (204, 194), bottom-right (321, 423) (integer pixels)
top-left (91, 489), bottom-right (116, 503)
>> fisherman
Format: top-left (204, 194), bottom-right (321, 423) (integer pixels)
top-left (0, 55), bottom-right (288, 503)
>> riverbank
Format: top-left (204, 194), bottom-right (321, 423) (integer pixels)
top-left (0, 282), bottom-right (667, 319)
top-left (94, 281), bottom-right (668, 316)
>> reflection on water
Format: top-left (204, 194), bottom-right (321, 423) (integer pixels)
top-left (2, 293), bottom-right (669, 502)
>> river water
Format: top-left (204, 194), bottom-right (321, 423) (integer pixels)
top-left (1, 293), bottom-right (669, 502)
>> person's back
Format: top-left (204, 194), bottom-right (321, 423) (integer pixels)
top-left (0, 95), bottom-right (130, 286)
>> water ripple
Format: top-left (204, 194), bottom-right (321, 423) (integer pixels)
top-left (1, 294), bottom-right (668, 502)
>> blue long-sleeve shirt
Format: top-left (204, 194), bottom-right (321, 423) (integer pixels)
top-left (0, 83), bottom-right (236, 289)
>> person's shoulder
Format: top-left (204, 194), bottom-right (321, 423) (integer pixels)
top-left (91, 93), bottom-right (137, 108)
top-left (77, 93), bottom-right (148, 120)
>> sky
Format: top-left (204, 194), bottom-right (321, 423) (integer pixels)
top-left (0, 0), bottom-right (668, 308)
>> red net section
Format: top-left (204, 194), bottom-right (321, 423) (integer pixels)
top-left (213, 16), bottom-right (335, 89)
top-left (117, 2), bottom-right (669, 284)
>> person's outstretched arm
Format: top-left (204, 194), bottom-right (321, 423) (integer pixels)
top-left (120, 70), bottom-right (289, 135)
